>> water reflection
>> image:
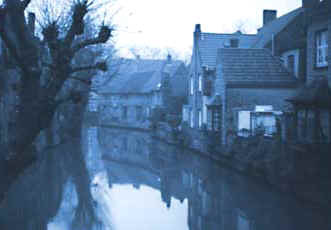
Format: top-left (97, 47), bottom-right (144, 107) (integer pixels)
top-left (0, 126), bottom-right (330, 230)
top-left (0, 136), bottom-right (102, 230)
top-left (98, 128), bottom-right (330, 230)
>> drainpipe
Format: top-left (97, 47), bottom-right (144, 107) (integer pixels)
top-left (272, 33), bottom-right (275, 56)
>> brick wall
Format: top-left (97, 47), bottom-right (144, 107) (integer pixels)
top-left (222, 87), bottom-right (296, 145)
top-left (306, 19), bottom-right (329, 84)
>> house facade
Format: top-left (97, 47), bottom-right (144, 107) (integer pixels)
top-left (98, 56), bottom-right (188, 128)
top-left (183, 25), bottom-right (258, 131)
top-left (287, 0), bottom-right (331, 143)
top-left (217, 48), bottom-right (297, 145)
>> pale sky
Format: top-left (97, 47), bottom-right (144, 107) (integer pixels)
top-left (111, 0), bottom-right (302, 59)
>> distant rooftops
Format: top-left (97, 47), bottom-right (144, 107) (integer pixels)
top-left (98, 57), bottom-right (186, 95)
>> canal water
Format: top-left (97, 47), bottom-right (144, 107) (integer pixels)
top-left (0, 126), bottom-right (330, 229)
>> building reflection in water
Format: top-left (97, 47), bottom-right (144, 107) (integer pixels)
top-left (98, 127), bottom-right (330, 230)
top-left (0, 126), bottom-right (329, 230)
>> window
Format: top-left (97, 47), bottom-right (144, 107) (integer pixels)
top-left (230, 38), bottom-right (239, 48)
top-left (122, 106), bottom-right (127, 120)
top-left (198, 110), bottom-right (202, 128)
top-left (238, 106), bottom-right (279, 137)
top-left (190, 110), bottom-right (194, 128)
top-left (287, 55), bottom-right (295, 74)
top-left (146, 107), bottom-right (151, 118)
top-left (190, 77), bottom-right (194, 95)
top-left (198, 75), bottom-right (202, 92)
top-left (136, 106), bottom-right (143, 121)
top-left (238, 111), bottom-right (251, 137)
top-left (316, 30), bottom-right (328, 67)
top-left (183, 106), bottom-right (190, 122)
top-left (208, 106), bottom-right (221, 131)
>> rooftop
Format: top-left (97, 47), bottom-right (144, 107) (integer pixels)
top-left (253, 7), bottom-right (304, 48)
top-left (197, 32), bottom-right (258, 68)
top-left (217, 48), bottom-right (297, 86)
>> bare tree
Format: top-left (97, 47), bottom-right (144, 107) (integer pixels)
top-left (0, 0), bottom-right (113, 202)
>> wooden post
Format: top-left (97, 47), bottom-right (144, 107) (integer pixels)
top-left (314, 108), bottom-right (320, 142)
top-left (304, 108), bottom-right (308, 141)
top-left (293, 106), bottom-right (298, 140)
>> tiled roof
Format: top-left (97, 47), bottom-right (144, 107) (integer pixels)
top-left (99, 58), bottom-right (185, 94)
top-left (198, 32), bottom-right (258, 68)
top-left (253, 8), bottom-right (304, 48)
top-left (217, 48), bottom-right (297, 85)
top-left (119, 71), bottom-right (157, 94)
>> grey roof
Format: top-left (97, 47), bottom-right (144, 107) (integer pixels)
top-left (99, 58), bottom-right (185, 94)
top-left (253, 8), bottom-right (304, 48)
top-left (198, 32), bottom-right (258, 68)
top-left (217, 48), bottom-right (297, 85)
top-left (163, 61), bottom-right (183, 76)
top-left (120, 71), bottom-right (157, 94)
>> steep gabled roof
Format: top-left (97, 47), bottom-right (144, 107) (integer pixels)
top-left (217, 48), bottom-right (297, 86)
top-left (198, 32), bottom-right (258, 68)
top-left (253, 8), bottom-right (304, 48)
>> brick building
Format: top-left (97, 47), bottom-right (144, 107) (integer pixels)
top-left (288, 0), bottom-right (331, 143)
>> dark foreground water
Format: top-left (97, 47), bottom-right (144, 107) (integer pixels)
top-left (0, 126), bottom-right (330, 230)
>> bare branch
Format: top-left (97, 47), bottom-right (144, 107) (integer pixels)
top-left (70, 61), bottom-right (107, 73)
top-left (72, 25), bottom-right (112, 53)
top-left (70, 76), bottom-right (92, 85)
top-left (64, 0), bottom-right (89, 46)
top-left (21, 0), bottom-right (32, 9)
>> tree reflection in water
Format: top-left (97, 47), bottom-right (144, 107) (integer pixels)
top-left (0, 138), bottom-right (104, 230)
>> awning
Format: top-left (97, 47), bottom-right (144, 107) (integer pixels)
top-left (286, 78), bottom-right (331, 109)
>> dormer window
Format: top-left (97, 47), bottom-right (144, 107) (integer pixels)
top-left (230, 39), bottom-right (239, 48)
top-left (316, 30), bottom-right (328, 68)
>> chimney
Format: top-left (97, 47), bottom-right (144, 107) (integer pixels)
top-left (194, 24), bottom-right (201, 44)
top-left (302, 0), bottom-right (320, 9)
top-left (263, 10), bottom-right (277, 26)
top-left (28, 12), bottom-right (36, 36)
top-left (195, 24), bottom-right (201, 33)
top-left (167, 54), bottom-right (172, 63)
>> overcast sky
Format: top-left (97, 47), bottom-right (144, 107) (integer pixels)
top-left (112, 0), bottom-right (302, 59)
